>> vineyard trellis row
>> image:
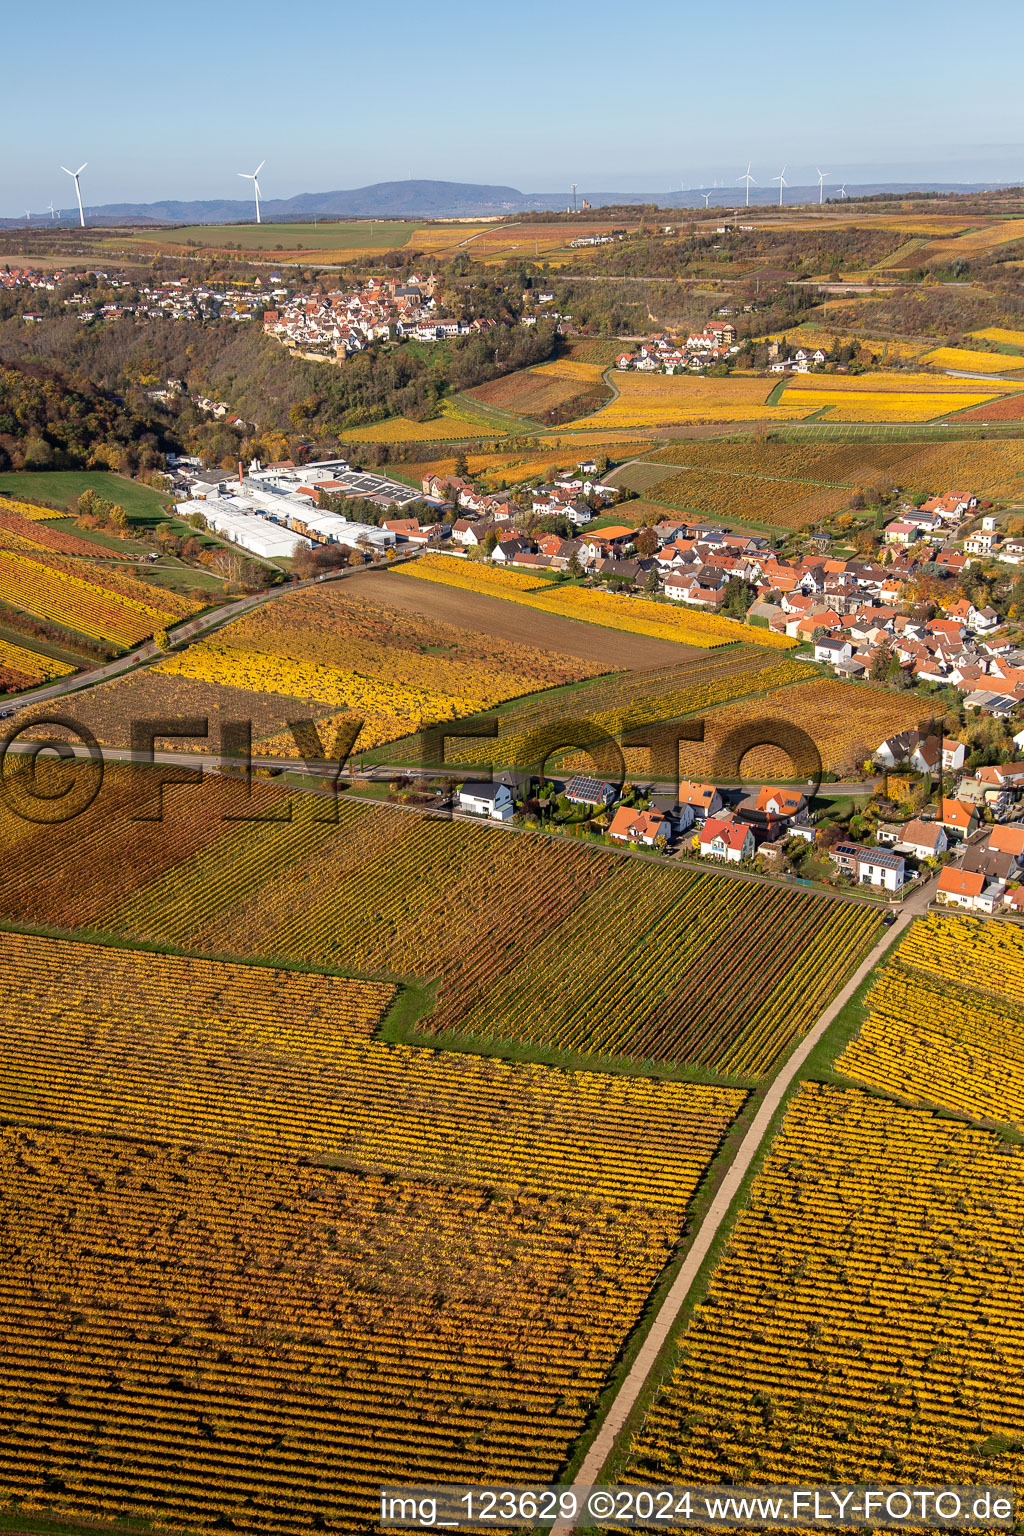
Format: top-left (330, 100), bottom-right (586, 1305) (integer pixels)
top-left (626, 1083), bottom-right (1024, 1499)
top-left (0, 930), bottom-right (747, 1533)
top-left (838, 911), bottom-right (1024, 1129)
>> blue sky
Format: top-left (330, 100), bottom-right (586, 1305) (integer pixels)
top-left (3, 0), bottom-right (1024, 213)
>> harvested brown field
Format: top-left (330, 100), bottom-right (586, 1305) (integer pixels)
top-left (349, 569), bottom-right (703, 667)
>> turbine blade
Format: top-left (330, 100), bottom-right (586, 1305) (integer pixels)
top-left (255, 160), bottom-right (265, 175)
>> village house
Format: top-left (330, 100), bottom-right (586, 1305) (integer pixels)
top-left (607, 805), bottom-right (673, 847)
top-left (987, 823), bottom-right (1024, 869)
top-left (935, 867), bottom-right (1001, 913)
top-left (457, 781), bottom-right (515, 822)
top-left (940, 797), bottom-right (980, 838)
top-left (678, 780), bottom-right (724, 820)
top-left (814, 634), bottom-right (855, 666)
top-left (564, 776), bottom-right (619, 809)
top-left (699, 817), bottom-right (755, 863)
top-left (897, 818), bottom-right (948, 861)
top-left (830, 843), bottom-right (906, 891)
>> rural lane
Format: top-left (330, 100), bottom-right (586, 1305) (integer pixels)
top-left (549, 873), bottom-right (936, 1532)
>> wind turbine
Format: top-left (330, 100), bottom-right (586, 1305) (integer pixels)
top-left (238, 160), bottom-right (265, 223)
top-left (739, 162), bottom-right (756, 206)
top-left (48, 201), bottom-right (57, 222)
top-left (60, 163), bottom-right (87, 227)
top-left (25, 210), bottom-right (33, 227)
top-left (839, 183), bottom-right (848, 199)
top-left (772, 166), bottom-right (787, 206)
top-left (702, 190), bottom-right (712, 208)
top-left (816, 168), bottom-right (830, 204)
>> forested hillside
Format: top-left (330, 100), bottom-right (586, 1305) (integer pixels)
top-left (0, 313), bottom-right (557, 460)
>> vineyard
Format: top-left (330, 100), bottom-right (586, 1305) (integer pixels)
top-left (663, 676), bottom-right (933, 780)
top-left (0, 929), bottom-right (745, 1531)
top-left (561, 373), bottom-right (810, 430)
top-left (20, 585), bottom-right (601, 755)
top-left (344, 397), bottom-right (510, 442)
top-left (610, 433), bottom-right (1024, 524)
top-left (971, 327), bottom-right (1024, 351)
top-left (400, 555), bottom-right (797, 651)
top-left (465, 359), bottom-right (608, 420)
top-left (0, 502), bottom-right (122, 560)
top-left (634, 464), bottom-right (851, 530)
top-left (627, 1084), bottom-right (1024, 1496)
top-left (921, 345), bottom-right (1024, 374)
top-left (0, 636), bottom-right (75, 692)
top-left (0, 769), bottom-right (878, 1078)
top-left (0, 494), bottom-right (66, 522)
top-left (393, 438), bottom-right (650, 490)
top-left (838, 913), bottom-right (1024, 1129)
top-left (420, 650), bottom-right (819, 772)
top-left (0, 544), bottom-right (201, 647)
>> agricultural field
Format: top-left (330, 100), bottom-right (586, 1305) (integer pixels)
top-left (18, 584), bottom-right (602, 754)
top-left (972, 327), bottom-right (1024, 351)
top-left (407, 649), bottom-right (820, 772)
top-left (565, 338), bottom-right (627, 365)
top-left (0, 635), bottom-right (76, 692)
top-left (430, 218), bottom-right (640, 264)
top-left (0, 545), bottom-right (203, 648)
top-left (0, 498), bottom-right (123, 560)
top-left (389, 436), bottom-right (651, 490)
top-left (561, 373), bottom-right (811, 431)
top-left (632, 462), bottom-right (851, 530)
top-left (952, 392), bottom-right (1024, 422)
top-left (763, 327), bottom-right (930, 362)
top-left (905, 215), bottom-right (1024, 263)
top-left (466, 368), bottom-right (595, 420)
top-left (620, 433), bottom-right (1024, 525)
top-left (668, 676), bottom-right (933, 781)
top-left (0, 768), bottom-right (877, 1078)
top-left (920, 345), bottom-right (1024, 374)
top-left (344, 395), bottom-right (510, 442)
top-left (782, 370), bottom-right (1015, 423)
top-left (123, 220), bottom-right (422, 261)
top-left (400, 554), bottom-right (797, 650)
top-left (838, 914), bottom-right (1024, 1130)
top-left (626, 1083), bottom-right (1024, 1495)
top-left (0, 929), bottom-right (744, 1531)
top-left (0, 471), bottom-right (172, 521)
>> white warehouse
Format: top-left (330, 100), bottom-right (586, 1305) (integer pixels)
top-left (200, 499), bottom-right (312, 559)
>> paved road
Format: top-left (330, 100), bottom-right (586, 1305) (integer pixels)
top-left (549, 871), bottom-right (936, 1532)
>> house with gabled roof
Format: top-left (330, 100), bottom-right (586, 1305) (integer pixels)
top-left (699, 816), bottom-right (755, 863)
top-left (565, 776), bottom-right (618, 808)
top-left (678, 780), bottom-right (724, 820)
top-left (940, 797), bottom-right (979, 838)
top-left (897, 818), bottom-right (948, 861)
top-left (987, 823), bottom-right (1024, 867)
top-left (830, 842), bottom-right (906, 890)
top-left (936, 866), bottom-right (1000, 912)
top-left (608, 805), bottom-right (672, 847)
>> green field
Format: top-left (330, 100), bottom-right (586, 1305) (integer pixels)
top-left (133, 221), bottom-right (421, 252)
top-left (0, 471), bottom-right (172, 520)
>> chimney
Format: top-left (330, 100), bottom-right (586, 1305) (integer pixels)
top-left (238, 460), bottom-right (243, 484)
